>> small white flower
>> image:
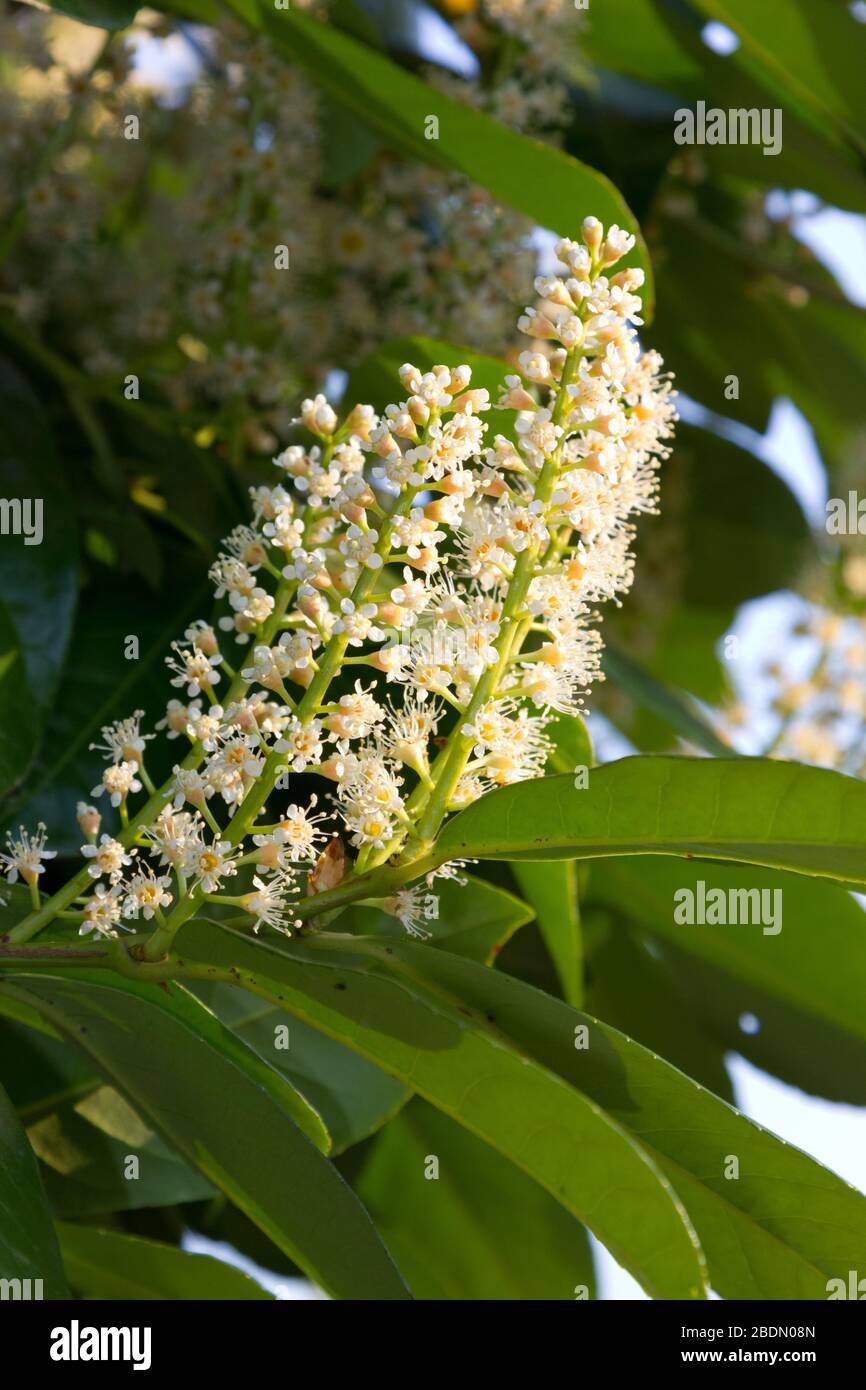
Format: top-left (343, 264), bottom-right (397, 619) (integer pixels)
top-left (190, 837), bottom-right (241, 894)
top-left (123, 867), bottom-right (173, 921)
top-left (80, 834), bottom-right (134, 884)
top-left (241, 871), bottom-right (299, 935)
top-left (92, 760), bottom-right (142, 808)
top-left (1, 824), bottom-right (57, 885)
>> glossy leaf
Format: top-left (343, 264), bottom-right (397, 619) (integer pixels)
top-left (512, 861), bottom-right (583, 1006)
top-left (176, 919), bottom-right (708, 1300)
top-left (588, 857), bottom-right (866, 1103)
top-left (358, 1099), bottom-right (596, 1300)
top-left (0, 1017), bottom-right (216, 1215)
top-left (376, 940), bottom-right (866, 1299)
top-left (436, 756), bottom-right (866, 890)
top-left (57, 1223), bottom-right (273, 1300)
top-left (0, 1078), bottom-right (67, 1297)
top-left (40, 0), bottom-right (138, 29)
top-left (190, 977), bottom-right (409, 1156)
top-left (0, 360), bottom-right (78, 794)
top-left (5, 971), bottom-right (409, 1300)
top-left (690, 0), bottom-right (866, 157)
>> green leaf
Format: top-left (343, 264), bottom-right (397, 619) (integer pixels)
top-left (0, 1078), bottom-right (67, 1297)
top-left (690, 0), bottom-right (866, 158)
top-left (663, 425), bottom-right (810, 608)
top-left (177, 919), bottom-right (709, 1299)
top-left (581, 908), bottom-right (734, 1102)
top-left (56, 1223), bottom-right (273, 1300)
top-left (511, 861), bottom-right (583, 1006)
top-left (545, 710), bottom-right (594, 774)
top-left (37, 0), bottom-right (138, 30)
top-left (357, 1099), bottom-right (596, 1300)
top-left (4, 971), bottom-right (409, 1299)
top-left (0, 1018), bottom-right (216, 1216)
top-left (219, 1), bottom-right (654, 305)
top-left (587, 857), bottom-right (866, 1104)
top-left (189, 977), bottom-right (409, 1156)
top-left (374, 940), bottom-right (866, 1299)
top-left (0, 359), bottom-right (78, 794)
top-left (345, 873), bottom-right (532, 964)
top-left (581, 0), bottom-right (704, 91)
top-left (436, 756), bottom-right (866, 890)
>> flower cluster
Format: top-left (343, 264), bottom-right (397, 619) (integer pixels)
top-left (3, 220), bottom-right (675, 948)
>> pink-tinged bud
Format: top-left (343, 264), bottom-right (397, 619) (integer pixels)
top-left (407, 396), bottom-right (429, 425)
top-left (318, 755), bottom-right (345, 781)
top-left (540, 643), bottom-right (565, 667)
top-left (299, 591), bottom-right (326, 623)
top-left (76, 802), bottom-right (101, 838)
top-left (195, 625), bottom-right (220, 656)
top-left (451, 389), bottom-right (489, 413)
top-left (342, 503), bottom-right (367, 526)
top-left (437, 474), bottom-right (468, 496)
top-left (582, 452), bottom-right (606, 474)
top-left (345, 404), bottom-right (375, 440)
top-left (311, 569), bottom-right (333, 590)
top-left (376, 602), bottom-right (404, 628)
top-left (404, 548), bottom-right (437, 573)
top-left (423, 497), bottom-right (455, 522)
top-left (255, 841), bottom-right (281, 869)
top-left (499, 385), bottom-right (536, 410)
top-left (291, 664), bottom-right (314, 689)
top-left (479, 475), bottom-right (507, 497)
top-left (374, 431), bottom-right (399, 459)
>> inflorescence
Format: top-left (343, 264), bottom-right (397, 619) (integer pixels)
top-left (3, 220), bottom-right (676, 954)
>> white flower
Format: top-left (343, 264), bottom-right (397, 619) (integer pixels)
top-left (190, 837), bottom-right (241, 893)
top-left (80, 883), bottom-right (125, 938)
top-left (333, 599), bottom-right (383, 647)
top-left (172, 766), bottom-right (214, 810)
top-left (91, 761), bottom-right (142, 807)
top-left (80, 835), bottom-right (134, 883)
top-left (241, 871), bottom-right (298, 935)
top-left (383, 886), bottom-right (439, 940)
top-left (261, 796), bottom-right (329, 864)
top-left (1, 824), bottom-right (57, 884)
top-left (165, 641), bottom-right (222, 698)
top-left (275, 717), bottom-right (325, 772)
top-left (325, 682), bottom-right (385, 740)
top-left (141, 808), bottom-right (205, 869)
top-left (89, 710), bottom-right (153, 764)
top-left (123, 867), bottom-right (173, 921)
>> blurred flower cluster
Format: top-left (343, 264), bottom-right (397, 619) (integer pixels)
top-left (0, 4), bottom-right (587, 456)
